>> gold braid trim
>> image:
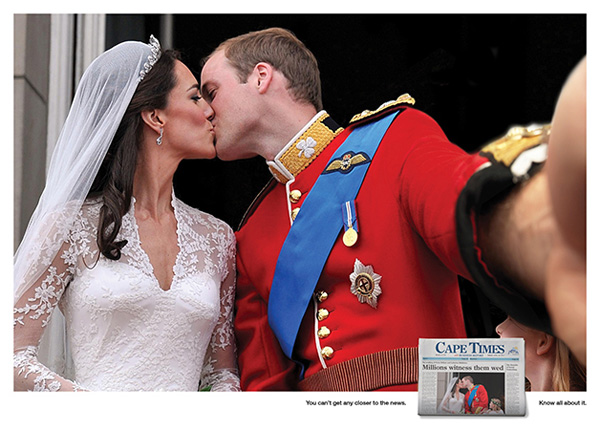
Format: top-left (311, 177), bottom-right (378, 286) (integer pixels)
top-left (269, 112), bottom-right (343, 183)
top-left (481, 124), bottom-right (551, 167)
top-left (298, 347), bottom-right (418, 391)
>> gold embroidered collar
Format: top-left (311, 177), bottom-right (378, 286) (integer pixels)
top-left (266, 111), bottom-right (343, 183)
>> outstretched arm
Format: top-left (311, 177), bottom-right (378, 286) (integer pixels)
top-left (477, 58), bottom-right (586, 365)
top-left (545, 58), bottom-right (586, 366)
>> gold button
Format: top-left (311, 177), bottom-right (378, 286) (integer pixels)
top-left (321, 346), bottom-right (334, 359)
top-left (291, 207), bottom-right (300, 220)
top-left (289, 189), bottom-right (302, 203)
top-left (315, 291), bottom-right (328, 302)
top-left (317, 308), bottom-right (329, 321)
top-left (318, 326), bottom-right (331, 339)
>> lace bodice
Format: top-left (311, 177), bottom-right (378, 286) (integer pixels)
top-left (14, 195), bottom-right (240, 391)
top-left (440, 393), bottom-right (465, 414)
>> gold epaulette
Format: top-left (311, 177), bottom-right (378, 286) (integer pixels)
top-left (481, 124), bottom-right (551, 166)
top-left (349, 93), bottom-right (415, 125)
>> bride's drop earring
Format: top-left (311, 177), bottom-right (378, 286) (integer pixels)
top-left (156, 128), bottom-right (164, 145)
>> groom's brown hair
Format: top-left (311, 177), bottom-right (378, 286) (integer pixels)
top-left (206, 27), bottom-right (323, 111)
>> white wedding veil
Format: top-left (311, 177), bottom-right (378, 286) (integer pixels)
top-left (14, 36), bottom-right (162, 372)
top-left (437, 376), bottom-right (460, 414)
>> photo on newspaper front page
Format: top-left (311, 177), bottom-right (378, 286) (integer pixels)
top-left (418, 338), bottom-right (526, 416)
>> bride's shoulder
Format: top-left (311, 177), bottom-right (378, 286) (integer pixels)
top-left (76, 197), bottom-right (103, 222)
top-left (175, 197), bottom-right (234, 235)
top-left (41, 197), bottom-right (102, 227)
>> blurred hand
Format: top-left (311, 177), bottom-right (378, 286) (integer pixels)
top-left (545, 58), bottom-right (586, 366)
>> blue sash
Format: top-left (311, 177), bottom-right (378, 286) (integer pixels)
top-left (467, 385), bottom-right (480, 407)
top-left (268, 110), bottom-right (400, 364)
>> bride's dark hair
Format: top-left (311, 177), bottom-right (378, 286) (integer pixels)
top-left (451, 378), bottom-right (459, 392)
top-left (89, 49), bottom-right (180, 260)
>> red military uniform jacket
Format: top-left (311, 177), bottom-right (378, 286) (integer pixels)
top-left (235, 98), bottom-right (550, 391)
top-left (464, 384), bottom-right (489, 414)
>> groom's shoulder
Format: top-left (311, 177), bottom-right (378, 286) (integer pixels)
top-left (347, 93), bottom-right (416, 128)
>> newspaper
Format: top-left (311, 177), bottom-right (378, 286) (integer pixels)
top-left (418, 338), bottom-right (526, 416)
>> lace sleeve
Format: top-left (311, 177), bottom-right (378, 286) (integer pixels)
top-left (199, 226), bottom-right (240, 392)
top-left (13, 213), bottom-right (88, 392)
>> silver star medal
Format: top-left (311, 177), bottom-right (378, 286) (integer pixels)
top-left (349, 259), bottom-right (382, 309)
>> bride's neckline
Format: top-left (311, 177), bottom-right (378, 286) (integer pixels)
top-left (129, 191), bottom-right (182, 292)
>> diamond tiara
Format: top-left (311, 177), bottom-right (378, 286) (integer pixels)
top-left (139, 35), bottom-right (162, 81)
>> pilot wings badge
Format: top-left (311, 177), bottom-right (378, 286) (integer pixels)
top-left (323, 151), bottom-right (370, 175)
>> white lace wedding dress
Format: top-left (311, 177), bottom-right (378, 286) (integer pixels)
top-left (439, 392), bottom-right (465, 414)
top-left (14, 195), bottom-right (240, 392)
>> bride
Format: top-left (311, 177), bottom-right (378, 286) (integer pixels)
top-left (437, 376), bottom-right (465, 414)
top-left (13, 36), bottom-right (240, 391)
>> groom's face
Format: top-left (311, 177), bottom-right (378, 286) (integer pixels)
top-left (201, 50), bottom-right (260, 161)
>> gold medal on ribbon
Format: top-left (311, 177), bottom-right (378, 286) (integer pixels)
top-left (342, 200), bottom-right (359, 248)
top-left (343, 227), bottom-right (358, 247)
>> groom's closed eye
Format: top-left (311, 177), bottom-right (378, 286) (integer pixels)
top-left (201, 85), bottom-right (215, 103)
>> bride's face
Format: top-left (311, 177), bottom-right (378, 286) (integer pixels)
top-left (160, 60), bottom-right (217, 160)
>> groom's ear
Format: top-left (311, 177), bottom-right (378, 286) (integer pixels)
top-left (253, 62), bottom-right (274, 94)
top-left (141, 109), bottom-right (165, 134)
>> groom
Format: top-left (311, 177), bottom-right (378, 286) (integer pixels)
top-left (200, 28), bottom-right (585, 390)
top-left (462, 376), bottom-right (489, 414)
